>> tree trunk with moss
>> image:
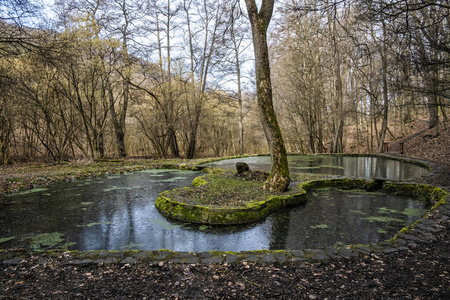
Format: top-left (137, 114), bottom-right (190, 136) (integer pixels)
top-left (244, 0), bottom-right (290, 192)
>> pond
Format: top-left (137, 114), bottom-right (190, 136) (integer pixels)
top-left (202, 155), bottom-right (428, 180)
top-left (0, 167), bottom-right (430, 252)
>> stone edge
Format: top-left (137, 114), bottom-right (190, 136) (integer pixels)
top-left (2, 180), bottom-right (447, 265)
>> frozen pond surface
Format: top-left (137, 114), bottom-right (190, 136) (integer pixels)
top-left (0, 159), bottom-right (430, 252)
top-left (203, 155), bottom-right (428, 180)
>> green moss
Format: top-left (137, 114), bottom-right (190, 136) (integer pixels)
top-left (155, 172), bottom-right (307, 225)
top-left (382, 182), bottom-right (447, 203)
top-left (155, 175), bottom-right (447, 227)
top-left (192, 176), bottom-right (208, 187)
top-left (173, 173), bottom-right (269, 206)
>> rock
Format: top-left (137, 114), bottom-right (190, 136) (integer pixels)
top-left (225, 254), bottom-right (238, 264)
top-left (274, 252), bottom-right (287, 263)
top-left (261, 253), bottom-right (277, 263)
top-left (200, 255), bottom-right (224, 264)
top-left (120, 257), bottom-right (138, 264)
top-left (2, 257), bottom-right (24, 265)
top-left (236, 162), bottom-right (250, 174)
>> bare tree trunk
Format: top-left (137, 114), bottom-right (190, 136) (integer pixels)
top-left (378, 21), bottom-right (389, 153)
top-left (229, 4), bottom-right (246, 156)
top-left (245, 0), bottom-right (290, 192)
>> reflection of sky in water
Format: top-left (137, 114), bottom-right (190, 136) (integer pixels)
top-left (204, 155), bottom-right (428, 180)
top-left (0, 166), bottom-right (429, 252)
top-left (0, 170), bottom-right (272, 252)
top-left (270, 189), bottom-right (428, 249)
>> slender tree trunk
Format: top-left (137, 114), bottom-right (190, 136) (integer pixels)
top-left (378, 22), bottom-right (389, 153)
top-left (229, 5), bottom-right (245, 155)
top-left (236, 50), bottom-right (245, 156)
top-left (245, 0), bottom-right (290, 192)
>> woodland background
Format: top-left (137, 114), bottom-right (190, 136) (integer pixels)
top-left (1, 0), bottom-right (449, 163)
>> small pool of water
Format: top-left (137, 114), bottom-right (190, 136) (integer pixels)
top-left (0, 170), bottom-right (430, 252)
top-left (203, 155), bottom-right (428, 180)
top-left (267, 188), bottom-right (429, 249)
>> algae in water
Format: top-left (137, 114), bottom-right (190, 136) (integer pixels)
top-left (362, 216), bottom-right (405, 223)
top-left (28, 232), bottom-right (75, 250)
top-left (86, 222), bottom-right (112, 228)
top-left (378, 207), bottom-right (401, 214)
top-left (310, 224), bottom-right (329, 229)
top-left (4, 187), bottom-right (49, 196)
top-left (402, 208), bottom-right (428, 217)
top-left (0, 237), bottom-right (15, 244)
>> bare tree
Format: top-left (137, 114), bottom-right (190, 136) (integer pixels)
top-left (182, 0), bottom-right (228, 158)
top-left (361, 0), bottom-right (450, 129)
top-left (244, 0), bottom-right (290, 192)
top-left (226, 3), bottom-right (253, 155)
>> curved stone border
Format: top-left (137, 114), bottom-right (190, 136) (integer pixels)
top-left (155, 176), bottom-right (446, 225)
top-left (155, 189), bottom-right (307, 225)
top-left (1, 200), bottom-right (448, 265)
top-left (2, 160), bottom-right (447, 265)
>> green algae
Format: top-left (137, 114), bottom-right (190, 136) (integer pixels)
top-left (85, 222), bottom-right (112, 228)
top-left (362, 216), bottom-right (405, 223)
top-left (378, 207), bottom-right (401, 214)
top-left (310, 224), bottom-right (329, 229)
top-left (4, 187), bottom-right (49, 196)
top-left (350, 210), bottom-right (367, 215)
top-left (103, 186), bottom-right (142, 192)
top-left (402, 208), bottom-right (428, 217)
top-left (27, 232), bottom-right (75, 250)
top-left (146, 218), bottom-right (184, 230)
top-left (0, 237), bottom-right (15, 244)
top-left (120, 243), bottom-right (145, 250)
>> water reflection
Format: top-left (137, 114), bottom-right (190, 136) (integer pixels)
top-left (204, 155), bottom-right (428, 180)
top-left (0, 170), bottom-right (272, 252)
top-left (267, 189), bottom-right (429, 249)
top-left (0, 169), bottom-right (429, 252)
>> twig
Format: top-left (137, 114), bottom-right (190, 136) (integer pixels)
top-left (240, 274), bottom-right (261, 288)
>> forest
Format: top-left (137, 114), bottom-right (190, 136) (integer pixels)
top-left (0, 0), bottom-right (449, 164)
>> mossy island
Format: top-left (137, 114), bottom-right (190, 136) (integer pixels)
top-left (155, 163), bottom-right (448, 226)
top-left (155, 165), bottom-right (308, 225)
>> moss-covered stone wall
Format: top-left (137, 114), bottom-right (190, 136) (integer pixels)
top-left (155, 176), bottom-right (447, 226)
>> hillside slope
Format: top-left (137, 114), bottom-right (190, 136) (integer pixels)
top-left (392, 125), bottom-right (450, 164)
